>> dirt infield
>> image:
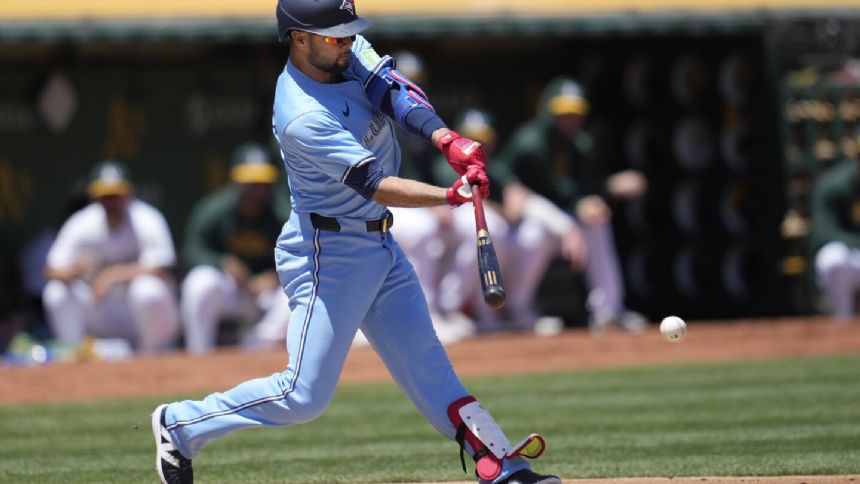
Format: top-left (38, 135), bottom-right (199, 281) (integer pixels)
top-left (2, 316), bottom-right (859, 406)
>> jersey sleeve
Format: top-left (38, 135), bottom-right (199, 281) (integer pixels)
top-left (133, 203), bottom-right (177, 269)
top-left (281, 111), bottom-right (384, 188)
top-left (46, 214), bottom-right (86, 270)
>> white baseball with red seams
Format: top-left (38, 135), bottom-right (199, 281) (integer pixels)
top-left (660, 316), bottom-right (687, 343)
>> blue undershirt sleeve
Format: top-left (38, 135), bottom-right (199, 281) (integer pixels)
top-left (342, 158), bottom-right (388, 200)
top-left (380, 87), bottom-right (447, 141)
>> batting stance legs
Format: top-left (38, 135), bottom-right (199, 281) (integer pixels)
top-left (159, 216), bottom-right (537, 482)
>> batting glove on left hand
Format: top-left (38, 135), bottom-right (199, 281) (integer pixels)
top-left (446, 165), bottom-right (490, 207)
top-left (437, 130), bottom-right (486, 176)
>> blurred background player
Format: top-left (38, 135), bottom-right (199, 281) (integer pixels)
top-left (438, 108), bottom-right (584, 334)
top-left (426, 109), bottom-right (516, 332)
top-left (495, 76), bottom-right (648, 332)
top-left (386, 51), bottom-right (476, 344)
top-left (811, 131), bottom-right (860, 322)
top-left (180, 143), bottom-right (292, 354)
top-left (42, 161), bottom-right (180, 354)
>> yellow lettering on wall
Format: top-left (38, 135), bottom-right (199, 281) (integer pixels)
top-left (0, 159), bottom-right (31, 221)
top-left (103, 96), bottom-right (147, 159)
top-left (206, 157), bottom-right (228, 194)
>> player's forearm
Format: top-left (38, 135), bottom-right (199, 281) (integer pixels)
top-left (45, 266), bottom-right (82, 283)
top-left (523, 193), bottom-right (577, 236)
top-left (105, 263), bottom-right (170, 283)
top-left (371, 176), bottom-right (448, 208)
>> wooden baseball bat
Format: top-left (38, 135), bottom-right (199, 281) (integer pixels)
top-left (471, 184), bottom-right (506, 309)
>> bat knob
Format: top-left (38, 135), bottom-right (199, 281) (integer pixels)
top-left (484, 288), bottom-right (506, 309)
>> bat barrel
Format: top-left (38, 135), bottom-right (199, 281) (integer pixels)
top-left (484, 287), bottom-right (506, 309)
top-left (471, 183), bottom-right (506, 309)
top-left (477, 232), bottom-right (506, 309)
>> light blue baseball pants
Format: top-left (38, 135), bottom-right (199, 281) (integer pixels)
top-left (163, 212), bottom-right (529, 482)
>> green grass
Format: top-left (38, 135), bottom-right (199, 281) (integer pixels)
top-left (1, 355), bottom-right (860, 483)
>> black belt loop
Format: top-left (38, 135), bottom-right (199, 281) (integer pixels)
top-left (366, 210), bottom-right (394, 234)
top-left (310, 211), bottom-right (394, 233)
top-left (310, 213), bottom-right (341, 232)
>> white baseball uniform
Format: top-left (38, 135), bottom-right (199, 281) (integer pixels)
top-left (181, 266), bottom-right (292, 354)
top-left (816, 241), bottom-right (860, 320)
top-left (42, 199), bottom-right (180, 352)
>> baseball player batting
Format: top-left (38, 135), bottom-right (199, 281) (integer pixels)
top-left (151, 1), bottom-right (559, 483)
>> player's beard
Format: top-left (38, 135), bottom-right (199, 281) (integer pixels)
top-left (309, 44), bottom-right (350, 74)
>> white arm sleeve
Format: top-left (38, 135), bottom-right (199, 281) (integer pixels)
top-left (131, 201), bottom-right (177, 268)
top-left (523, 194), bottom-right (577, 237)
top-left (46, 219), bottom-right (83, 270)
top-left (45, 206), bottom-right (96, 270)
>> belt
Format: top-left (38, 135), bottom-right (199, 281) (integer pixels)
top-left (309, 211), bottom-right (394, 234)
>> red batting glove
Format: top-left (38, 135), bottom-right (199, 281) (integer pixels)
top-left (437, 130), bottom-right (486, 176)
top-left (446, 166), bottom-right (490, 207)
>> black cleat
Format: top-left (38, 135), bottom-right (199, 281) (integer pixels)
top-left (151, 404), bottom-right (193, 484)
top-left (496, 468), bottom-right (562, 484)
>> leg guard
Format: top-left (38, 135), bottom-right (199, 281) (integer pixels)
top-left (448, 396), bottom-right (547, 481)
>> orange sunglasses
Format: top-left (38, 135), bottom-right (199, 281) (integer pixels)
top-left (322, 35), bottom-right (356, 45)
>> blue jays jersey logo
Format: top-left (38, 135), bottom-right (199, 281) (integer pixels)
top-left (340, 0), bottom-right (355, 15)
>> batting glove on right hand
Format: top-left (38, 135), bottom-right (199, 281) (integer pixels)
top-left (437, 130), bottom-right (487, 176)
top-left (446, 165), bottom-right (490, 207)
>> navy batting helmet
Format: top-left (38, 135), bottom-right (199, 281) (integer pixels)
top-left (276, 0), bottom-right (372, 41)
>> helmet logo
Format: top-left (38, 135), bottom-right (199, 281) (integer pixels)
top-left (100, 164), bottom-right (124, 183)
top-left (340, 0), bottom-right (355, 15)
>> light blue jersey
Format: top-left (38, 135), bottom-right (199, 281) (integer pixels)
top-left (273, 45), bottom-right (399, 219)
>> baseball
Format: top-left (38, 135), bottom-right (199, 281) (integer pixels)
top-left (660, 316), bottom-right (687, 343)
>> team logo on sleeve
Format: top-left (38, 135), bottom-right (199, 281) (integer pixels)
top-left (340, 0), bottom-right (355, 15)
top-left (361, 49), bottom-right (381, 67)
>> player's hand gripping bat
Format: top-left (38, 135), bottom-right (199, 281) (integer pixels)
top-left (470, 183), bottom-right (506, 309)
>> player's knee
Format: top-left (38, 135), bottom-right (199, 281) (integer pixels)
top-left (128, 275), bottom-right (174, 307)
top-left (516, 218), bottom-right (552, 251)
top-left (816, 242), bottom-right (852, 279)
top-left (273, 394), bottom-right (331, 425)
top-left (42, 280), bottom-right (72, 309)
top-left (181, 266), bottom-right (223, 299)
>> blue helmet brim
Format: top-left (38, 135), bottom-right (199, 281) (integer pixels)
top-left (304, 16), bottom-right (372, 38)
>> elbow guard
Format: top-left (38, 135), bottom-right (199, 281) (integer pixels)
top-left (365, 59), bottom-right (436, 126)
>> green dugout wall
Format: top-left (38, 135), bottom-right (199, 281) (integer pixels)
top-left (1, 8), bottom-right (858, 322)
